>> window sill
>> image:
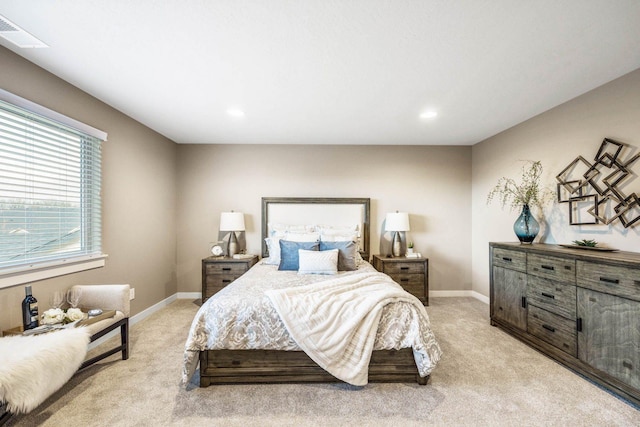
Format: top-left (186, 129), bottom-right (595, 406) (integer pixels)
top-left (0, 255), bottom-right (108, 289)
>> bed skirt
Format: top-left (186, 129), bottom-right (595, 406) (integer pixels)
top-left (198, 348), bottom-right (428, 387)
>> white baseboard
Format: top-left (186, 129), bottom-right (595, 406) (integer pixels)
top-left (430, 290), bottom-right (489, 305)
top-left (177, 292), bottom-right (201, 300)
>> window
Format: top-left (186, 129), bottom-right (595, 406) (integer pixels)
top-left (0, 89), bottom-right (107, 288)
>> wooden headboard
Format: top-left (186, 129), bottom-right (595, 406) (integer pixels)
top-left (261, 197), bottom-right (371, 261)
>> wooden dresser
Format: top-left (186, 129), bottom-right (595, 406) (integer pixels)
top-left (201, 256), bottom-right (258, 303)
top-left (490, 242), bottom-right (640, 406)
top-left (371, 254), bottom-right (429, 305)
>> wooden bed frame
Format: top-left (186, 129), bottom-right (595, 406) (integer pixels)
top-left (198, 197), bottom-right (428, 387)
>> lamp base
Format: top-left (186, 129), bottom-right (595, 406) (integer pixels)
top-left (228, 232), bottom-right (239, 257)
top-left (392, 232), bottom-right (402, 257)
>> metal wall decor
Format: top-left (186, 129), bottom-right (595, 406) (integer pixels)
top-left (556, 138), bottom-right (640, 228)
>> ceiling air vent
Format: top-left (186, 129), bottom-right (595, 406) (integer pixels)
top-left (0, 14), bottom-right (48, 48)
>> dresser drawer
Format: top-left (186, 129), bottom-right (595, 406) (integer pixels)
top-left (205, 263), bottom-right (248, 275)
top-left (527, 253), bottom-right (575, 283)
top-left (577, 261), bottom-right (640, 302)
top-left (382, 262), bottom-right (425, 275)
top-left (492, 248), bottom-right (526, 273)
top-left (528, 305), bottom-right (577, 357)
top-left (527, 275), bottom-right (576, 319)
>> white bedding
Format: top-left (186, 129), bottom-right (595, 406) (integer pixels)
top-left (182, 261), bottom-right (441, 385)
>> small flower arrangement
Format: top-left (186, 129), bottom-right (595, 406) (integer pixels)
top-left (487, 160), bottom-right (554, 211)
top-left (408, 241), bottom-right (414, 249)
top-left (41, 307), bottom-right (85, 325)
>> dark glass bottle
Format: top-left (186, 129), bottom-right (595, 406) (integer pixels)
top-left (22, 285), bottom-right (39, 330)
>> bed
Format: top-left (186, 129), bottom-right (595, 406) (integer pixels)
top-left (183, 197), bottom-right (441, 387)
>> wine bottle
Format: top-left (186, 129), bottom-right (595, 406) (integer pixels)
top-left (22, 285), bottom-right (39, 330)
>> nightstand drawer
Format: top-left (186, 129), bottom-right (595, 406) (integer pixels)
top-left (206, 263), bottom-right (248, 275)
top-left (371, 255), bottom-right (429, 305)
top-left (528, 305), bottom-right (577, 357)
top-left (202, 256), bottom-right (258, 303)
top-left (206, 274), bottom-right (242, 287)
top-left (390, 275), bottom-right (425, 297)
top-left (382, 262), bottom-right (425, 275)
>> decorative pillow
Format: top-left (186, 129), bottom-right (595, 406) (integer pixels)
top-left (278, 240), bottom-right (319, 271)
top-left (263, 237), bottom-right (281, 265)
top-left (284, 231), bottom-right (320, 242)
top-left (269, 223), bottom-right (316, 237)
top-left (319, 233), bottom-right (358, 242)
top-left (317, 224), bottom-right (358, 234)
top-left (319, 240), bottom-right (358, 271)
top-left (298, 249), bottom-right (338, 275)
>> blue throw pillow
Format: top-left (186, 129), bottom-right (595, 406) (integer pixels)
top-left (278, 240), bottom-right (319, 270)
top-left (319, 240), bottom-right (357, 271)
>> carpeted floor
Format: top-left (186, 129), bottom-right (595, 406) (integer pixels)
top-left (6, 297), bottom-right (639, 426)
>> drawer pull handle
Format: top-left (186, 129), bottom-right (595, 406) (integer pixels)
top-left (622, 361), bottom-right (633, 370)
top-left (222, 279), bottom-right (231, 283)
top-left (541, 265), bottom-right (555, 271)
top-left (400, 267), bottom-right (409, 270)
top-left (521, 296), bottom-right (527, 308)
top-left (576, 318), bottom-right (583, 332)
top-left (542, 324), bottom-right (556, 333)
top-left (502, 257), bottom-right (512, 262)
top-left (541, 292), bottom-right (555, 299)
top-left (222, 267), bottom-right (231, 271)
top-left (400, 278), bottom-right (409, 282)
top-left (599, 277), bottom-right (619, 285)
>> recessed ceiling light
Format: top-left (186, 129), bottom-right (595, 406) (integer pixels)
top-left (419, 110), bottom-right (438, 119)
top-left (226, 108), bottom-right (245, 118)
top-left (0, 14), bottom-right (48, 48)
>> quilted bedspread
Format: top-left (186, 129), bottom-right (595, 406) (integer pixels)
top-left (182, 261), bottom-right (441, 385)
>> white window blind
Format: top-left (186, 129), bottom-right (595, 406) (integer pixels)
top-left (0, 95), bottom-right (105, 283)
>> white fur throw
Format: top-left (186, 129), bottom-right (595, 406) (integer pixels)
top-left (0, 327), bottom-right (90, 414)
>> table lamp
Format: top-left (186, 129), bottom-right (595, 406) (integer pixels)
top-left (220, 211), bottom-right (245, 257)
top-left (385, 211), bottom-right (410, 257)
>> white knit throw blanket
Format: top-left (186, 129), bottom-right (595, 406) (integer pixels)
top-left (266, 271), bottom-right (425, 386)
top-left (0, 327), bottom-right (89, 414)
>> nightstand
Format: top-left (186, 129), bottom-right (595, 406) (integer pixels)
top-left (202, 256), bottom-right (258, 303)
top-left (371, 254), bottom-right (429, 305)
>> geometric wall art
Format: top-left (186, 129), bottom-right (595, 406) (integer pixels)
top-left (556, 138), bottom-right (640, 228)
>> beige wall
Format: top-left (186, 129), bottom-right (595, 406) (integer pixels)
top-left (0, 47), bottom-right (178, 332)
top-left (177, 144), bottom-right (472, 294)
top-left (471, 68), bottom-right (640, 298)
top-left (4, 42), bottom-right (637, 330)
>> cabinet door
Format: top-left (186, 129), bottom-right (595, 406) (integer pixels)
top-left (493, 266), bottom-right (527, 331)
top-left (577, 287), bottom-right (640, 390)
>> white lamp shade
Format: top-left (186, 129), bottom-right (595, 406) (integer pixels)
top-left (220, 212), bottom-right (245, 231)
top-left (385, 212), bottom-right (410, 232)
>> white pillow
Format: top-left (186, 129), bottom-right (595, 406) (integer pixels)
top-left (298, 249), bottom-right (338, 275)
top-left (319, 233), bottom-right (358, 242)
top-left (285, 231), bottom-right (320, 242)
top-left (269, 223), bottom-right (316, 237)
top-left (318, 224), bottom-right (358, 233)
top-left (263, 237), bottom-right (281, 265)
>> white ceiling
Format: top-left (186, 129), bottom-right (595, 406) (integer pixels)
top-left (1, 1), bottom-right (640, 146)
